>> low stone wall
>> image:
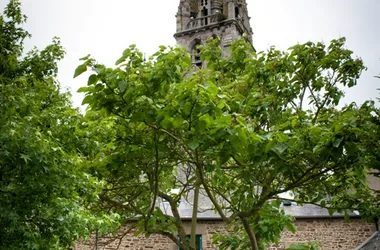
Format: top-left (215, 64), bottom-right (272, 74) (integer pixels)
top-left (75, 232), bottom-right (174, 250)
top-left (75, 218), bottom-right (376, 250)
top-left (270, 218), bottom-right (376, 250)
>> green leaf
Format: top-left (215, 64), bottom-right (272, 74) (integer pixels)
top-left (201, 105), bottom-right (211, 114)
top-left (173, 116), bottom-right (184, 128)
top-left (77, 86), bottom-right (90, 93)
top-left (115, 56), bottom-right (126, 65)
top-left (160, 117), bottom-right (173, 129)
top-left (236, 116), bottom-right (245, 125)
top-left (197, 120), bottom-right (207, 131)
top-left (236, 127), bottom-right (247, 143)
top-left (118, 80), bottom-right (128, 93)
top-left (88, 74), bottom-right (98, 85)
top-left (95, 84), bottom-right (104, 91)
top-left (82, 95), bottom-right (94, 105)
top-left (187, 140), bottom-right (200, 150)
top-left (79, 54), bottom-right (91, 60)
top-left (20, 154), bottom-right (31, 163)
top-left (272, 143), bottom-right (288, 154)
top-left (276, 133), bottom-right (288, 143)
top-left (74, 64), bottom-right (87, 78)
top-left (291, 118), bottom-right (298, 128)
top-left (265, 140), bottom-right (276, 153)
top-left (320, 200), bottom-right (326, 207)
top-left (217, 102), bottom-right (225, 109)
top-left (286, 222), bottom-right (296, 233)
top-left (327, 208), bottom-right (336, 216)
top-left (275, 121), bottom-right (290, 131)
top-left (332, 137), bottom-right (343, 148)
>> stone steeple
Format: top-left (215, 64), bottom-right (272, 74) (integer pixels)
top-left (174, 0), bottom-right (254, 66)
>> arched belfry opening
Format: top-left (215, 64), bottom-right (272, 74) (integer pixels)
top-left (201, 7), bottom-right (208, 25)
top-left (201, 6), bottom-right (208, 16)
top-left (190, 39), bottom-right (202, 68)
top-left (235, 6), bottom-right (240, 18)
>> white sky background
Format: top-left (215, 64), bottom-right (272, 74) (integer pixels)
top-left (1, 0), bottom-right (379, 108)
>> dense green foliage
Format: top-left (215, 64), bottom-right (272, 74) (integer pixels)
top-left (0, 1), bottom-right (118, 249)
top-left (1, 0), bottom-right (379, 249)
top-left (76, 33), bottom-right (379, 250)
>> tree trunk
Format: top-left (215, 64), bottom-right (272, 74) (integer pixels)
top-left (241, 217), bottom-right (259, 250)
top-left (190, 179), bottom-right (200, 249)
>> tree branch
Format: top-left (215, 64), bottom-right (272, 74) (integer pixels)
top-left (198, 164), bottom-right (229, 222)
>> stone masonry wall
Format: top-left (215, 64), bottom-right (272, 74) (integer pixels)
top-left (270, 218), bottom-right (376, 250)
top-left (175, 22), bottom-right (242, 56)
top-left (75, 218), bottom-right (376, 250)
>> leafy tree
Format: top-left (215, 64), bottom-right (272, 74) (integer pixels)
top-left (76, 35), bottom-right (377, 250)
top-left (328, 75), bottom-right (380, 227)
top-left (0, 1), bottom-right (118, 249)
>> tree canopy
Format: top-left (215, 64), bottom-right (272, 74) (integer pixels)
top-left (0, 1), bottom-right (118, 249)
top-left (76, 34), bottom-right (379, 250)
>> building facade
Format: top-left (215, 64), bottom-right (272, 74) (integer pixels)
top-left (75, 218), bottom-right (376, 250)
top-left (174, 0), bottom-right (254, 67)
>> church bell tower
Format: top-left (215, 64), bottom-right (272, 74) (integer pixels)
top-left (174, 0), bottom-right (254, 66)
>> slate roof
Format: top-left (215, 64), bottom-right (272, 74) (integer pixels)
top-left (356, 232), bottom-right (380, 250)
top-left (160, 200), bottom-right (359, 220)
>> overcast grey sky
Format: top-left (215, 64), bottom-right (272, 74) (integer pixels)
top-left (1, 0), bottom-right (379, 108)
